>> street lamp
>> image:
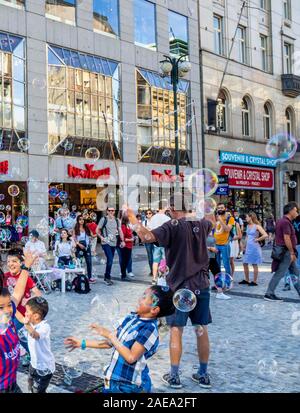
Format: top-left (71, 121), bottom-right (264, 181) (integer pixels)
top-left (160, 54), bottom-right (191, 177)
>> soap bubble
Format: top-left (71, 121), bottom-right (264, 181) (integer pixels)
top-left (266, 133), bottom-right (297, 163)
top-left (198, 197), bottom-right (217, 216)
top-left (16, 215), bottom-right (29, 228)
top-left (188, 168), bottom-right (219, 197)
top-left (6, 205), bottom-right (11, 211)
top-left (61, 139), bottom-right (73, 151)
top-left (0, 194), bottom-right (5, 201)
top-left (0, 205), bottom-right (4, 210)
top-left (100, 259), bottom-right (106, 265)
top-left (17, 138), bottom-right (30, 151)
top-left (257, 358), bottom-right (278, 381)
top-left (162, 149), bottom-right (171, 158)
top-left (62, 355), bottom-right (83, 379)
top-left (8, 185), bottom-right (20, 197)
top-left (58, 191), bottom-right (68, 201)
top-left (21, 236), bottom-right (29, 244)
top-left (85, 147), bottom-right (100, 161)
top-left (173, 289), bottom-right (197, 312)
top-left (193, 227), bottom-right (199, 233)
top-left (214, 272), bottom-right (233, 290)
top-left (0, 227), bottom-right (7, 240)
top-left (171, 219), bottom-right (179, 226)
top-left (49, 187), bottom-right (59, 198)
top-left (32, 78), bottom-right (46, 90)
top-left (289, 181), bottom-right (297, 189)
top-left (4, 229), bottom-right (12, 242)
top-left (90, 212), bottom-right (97, 221)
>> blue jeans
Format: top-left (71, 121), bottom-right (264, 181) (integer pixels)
top-left (103, 379), bottom-right (150, 393)
top-left (216, 243), bottom-right (231, 275)
top-left (13, 317), bottom-right (29, 354)
top-left (102, 244), bottom-right (116, 280)
top-left (145, 243), bottom-right (154, 273)
top-left (116, 247), bottom-right (132, 273)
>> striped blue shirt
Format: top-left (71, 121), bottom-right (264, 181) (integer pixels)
top-left (105, 313), bottom-right (159, 390)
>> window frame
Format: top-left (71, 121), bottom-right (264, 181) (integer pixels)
top-left (213, 14), bottom-right (224, 56)
top-left (45, 0), bottom-right (77, 26)
top-left (168, 9), bottom-right (189, 58)
top-left (241, 97), bottom-right (251, 137)
top-left (283, 0), bottom-right (292, 21)
top-left (263, 102), bottom-right (272, 140)
top-left (93, 0), bottom-right (120, 38)
top-left (237, 25), bottom-right (247, 64)
top-left (283, 42), bottom-right (293, 74)
top-left (260, 34), bottom-right (268, 72)
top-left (285, 107), bottom-right (295, 137)
top-left (0, 0), bottom-right (24, 9)
top-left (134, 0), bottom-right (157, 51)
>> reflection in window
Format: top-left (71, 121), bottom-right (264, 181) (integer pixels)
top-left (134, 0), bottom-right (156, 50)
top-left (216, 90), bottom-right (228, 132)
top-left (136, 70), bottom-right (190, 164)
top-left (285, 107), bottom-right (294, 137)
top-left (0, 0), bottom-right (24, 8)
top-left (169, 11), bottom-right (188, 57)
top-left (0, 32), bottom-right (26, 152)
top-left (93, 0), bottom-right (119, 36)
top-left (213, 15), bottom-right (224, 55)
top-left (45, 0), bottom-right (76, 25)
top-left (241, 96), bottom-right (251, 137)
top-left (47, 46), bottom-right (120, 159)
top-left (263, 102), bottom-right (272, 140)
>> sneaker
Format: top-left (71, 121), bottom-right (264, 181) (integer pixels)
top-left (121, 277), bottom-right (131, 282)
top-left (239, 280), bottom-right (249, 285)
top-left (191, 373), bottom-right (212, 388)
top-left (152, 279), bottom-right (157, 285)
top-left (104, 279), bottom-right (113, 286)
top-left (216, 292), bottom-right (231, 300)
top-left (148, 272), bottom-right (153, 277)
top-left (127, 272), bottom-right (135, 278)
top-left (89, 278), bottom-right (97, 284)
top-left (264, 294), bottom-right (283, 302)
top-left (162, 373), bottom-right (183, 389)
top-left (283, 284), bottom-right (291, 291)
top-left (248, 281), bottom-right (258, 286)
top-left (236, 255), bottom-right (242, 260)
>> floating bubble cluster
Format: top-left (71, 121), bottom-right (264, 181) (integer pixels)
top-left (173, 289), bottom-right (197, 312)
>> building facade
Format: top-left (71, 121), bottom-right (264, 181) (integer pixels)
top-left (200, 0), bottom-right (300, 221)
top-left (0, 0), bottom-right (201, 242)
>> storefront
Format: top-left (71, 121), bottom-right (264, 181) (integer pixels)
top-left (218, 151), bottom-right (276, 223)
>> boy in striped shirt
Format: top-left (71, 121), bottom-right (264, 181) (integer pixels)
top-left (64, 285), bottom-right (174, 393)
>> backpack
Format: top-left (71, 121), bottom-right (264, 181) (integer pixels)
top-left (72, 274), bottom-right (91, 294)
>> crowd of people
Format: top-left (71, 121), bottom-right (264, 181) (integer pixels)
top-left (1, 198), bottom-right (300, 394)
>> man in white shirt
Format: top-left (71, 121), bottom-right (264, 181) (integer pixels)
top-left (25, 230), bottom-right (47, 270)
top-left (148, 208), bottom-right (171, 284)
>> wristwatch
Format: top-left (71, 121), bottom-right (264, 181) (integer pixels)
top-left (21, 263), bottom-right (31, 272)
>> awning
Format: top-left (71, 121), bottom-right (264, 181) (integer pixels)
top-left (0, 31), bottom-right (23, 52)
top-left (138, 68), bottom-right (189, 94)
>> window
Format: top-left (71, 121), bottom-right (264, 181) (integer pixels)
top-left (213, 15), bottom-right (224, 55)
top-left (216, 90), bottom-right (228, 132)
top-left (260, 0), bottom-right (268, 10)
top-left (47, 45), bottom-right (120, 159)
top-left (0, 32), bottom-right (26, 152)
top-left (237, 26), bottom-right (247, 64)
top-left (45, 0), bottom-right (76, 25)
top-left (0, 0), bottom-right (24, 8)
top-left (263, 102), bottom-right (272, 140)
top-left (169, 11), bottom-right (188, 57)
top-left (136, 69), bottom-right (190, 165)
top-left (260, 34), bottom-right (268, 71)
top-left (93, 0), bottom-right (119, 36)
top-left (285, 107), bottom-right (295, 136)
top-left (241, 97), bottom-right (251, 137)
top-left (283, 0), bottom-right (291, 20)
top-left (284, 42), bottom-right (293, 73)
top-left (134, 0), bottom-right (156, 50)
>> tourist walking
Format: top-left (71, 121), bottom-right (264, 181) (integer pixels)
top-left (143, 210), bottom-right (155, 277)
top-left (214, 203), bottom-right (234, 276)
top-left (264, 214), bottom-right (276, 245)
top-left (73, 216), bottom-right (96, 283)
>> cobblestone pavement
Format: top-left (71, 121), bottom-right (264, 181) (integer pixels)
top-left (17, 246), bottom-right (300, 393)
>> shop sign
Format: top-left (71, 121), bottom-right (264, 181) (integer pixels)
top-left (219, 151), bottom-right (277, 168)
top-left (67, 164), bottom-right (110, 179)
top-left (151, 170), bottom-right (184, 183)
top-left (220, 164), bottom-right (274, 190)
top-left (0, 160), bottom-right (8, 175)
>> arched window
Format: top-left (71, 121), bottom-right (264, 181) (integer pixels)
top-left (285, 107), bottom-right (295, 136)
top-left (241, 96), bottom-right (251, 137)
top-left (216, 89), bottom-right (229, 132)
top-left (263, 102), bottom-right (273, 140)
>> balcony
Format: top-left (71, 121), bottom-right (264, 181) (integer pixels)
top-left (281, 74), bottom-right (300, 98)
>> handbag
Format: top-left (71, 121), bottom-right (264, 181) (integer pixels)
top-left (271, 245), bottom-right (287, 261)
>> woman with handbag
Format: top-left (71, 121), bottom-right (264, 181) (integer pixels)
top-left (73, 216), bottom-right (96, 284)
top-left (229, 213), bottom-right (242, 280)
top-left (240, 212), bottom-right (268, 286)
top-left (54, 229), bottom-right (76, 268)
top-left (120, 214), bottom-right (134, 281)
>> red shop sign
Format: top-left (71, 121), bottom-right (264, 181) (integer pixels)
top-left (220, 164), bottom-right (274, 190)
top-left (151, 169), bottom-right (184, 183)
top-left (0, 160), bottom-right (8, 175)
top-left (68, 164), bottom-right (110, 179)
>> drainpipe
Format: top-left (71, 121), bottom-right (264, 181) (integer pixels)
top-left (197, 0), bottom-right (205, 169)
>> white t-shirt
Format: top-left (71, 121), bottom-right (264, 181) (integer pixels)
top-left (25, 240), bottom-right (47, 268)
top-left (148, 213), bottom-right (171, 230)
top-left (27, 320), bottom-right (56, 373)
top-left (54, 240), bottom-right (74, 257)
top-left (76, 231), bottom-right (90, 246)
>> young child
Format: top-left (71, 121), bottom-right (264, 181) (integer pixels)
top-left (21, 297), bottom-right (55, 393)
top-left (64, 285), bottom-right (175, 393)
top-left (0, 251), bottom-right (37, 393)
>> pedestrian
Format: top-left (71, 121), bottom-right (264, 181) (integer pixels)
top-left (120, 213), bottom-right (134, 281)
top-left (283, 212), bottom-right (300, 290)
top-left (73, 216), bottom-right (96, 284)
top-left (24, 230), bottom-right (47, 270)
top-left (147, 207), bottom-right (171, 285)
top-left (264, 214), bottom-right (276, 245)
top-left (240, 212), bottom-right (268, 286)
top-left (3, 248), bottom-right (42, 365)
top-left (116, 211), bottom-right (135, 279)
top-left (54, 229), bottom-right (76, 267)
top-left (229, 214), bottom-right (242, 279)
top-left (143, 210), bottom-right (155, 277)
top-left (97, 207), bottom-right (125, 286)
top-left (265, 202), bottom-right (300, 301)
top-left (207, 230), bottom-right (231, 300)
top-left (21, 297), bottom-right (55, 393)
top-left (87, 215), bottom-right (98, 257)
top-left (127, 193), bottom-right (214, 389)
top-left (214, 203), bottom-right (234, 276)
top-left (233, 211), bottom-right (244, 258)
top-left (64, 285), bottom-right (175, 393)
top-left (0, 251), bottom-right (38, 393)
top-left (54, 208), bottom-right (75, 241)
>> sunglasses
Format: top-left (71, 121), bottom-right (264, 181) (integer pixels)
top-left (108, 210), bottom-right (115, 212)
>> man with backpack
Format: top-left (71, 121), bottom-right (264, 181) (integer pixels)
top-left (214, 203), bottom-right (234, 276)
top-left (97, 207), bottom-right (125, 286)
